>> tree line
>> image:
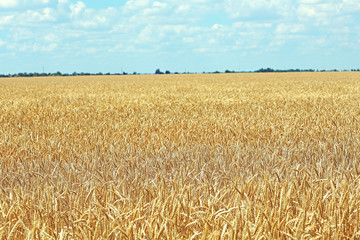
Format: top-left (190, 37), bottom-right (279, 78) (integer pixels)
top-left (1, 68), bottom-right (359, 78)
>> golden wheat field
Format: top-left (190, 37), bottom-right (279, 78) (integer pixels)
top-left (0, 72), bottom-right (360, 239)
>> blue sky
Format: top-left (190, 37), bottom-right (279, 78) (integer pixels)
top-left (0, 0), bottom-right (359, 74)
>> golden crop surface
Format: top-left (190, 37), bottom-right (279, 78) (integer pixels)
top-left (0, 72), bottom-right (360, 239)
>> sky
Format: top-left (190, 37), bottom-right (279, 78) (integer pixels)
top-left (0, 0), bottom-right (359, 74)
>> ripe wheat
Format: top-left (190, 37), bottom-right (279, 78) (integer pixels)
top-left (0, 72), bottom-right (360, 239)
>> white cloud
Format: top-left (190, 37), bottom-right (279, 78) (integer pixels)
top-left (269, 39), bottom-right (285, 48)
top-left (153, 1), bottom-right (167, 8)
top-left (298, 0), bottom-right (322, 3)
top-left (297, 3), bottom-right (338, 19)
top-left (224, 0), bottom-right (293, 18)
top-left (276, 23), bottom-right (305, 34)
top-left (342, 0), bottom-right (360, 11)
top-left (15, 7), bottom-right (56, 24)
top-left (296, 0), bottom-right (360, 28)
top-left (70, 1), bottom-right (86, 18)
top-left (193, 47), bottom-right (210, 53)
top-left (84, 47), bottom-right (97, 54)
top-left (123, 0), bottom-right (151, 12)
top-left (7, 42), bottom-right (57, 52)
top-left (0, 0), bottom-right (18, 8)
top-left (71, 7), bottom-right (117, 29)
top-left (0, 0), bottom-right (59, 10)
top-left (182, 37), bottom-right (195, 43)
top-left (0, 15), bottom-right (14, 27)
top-left (297, 0), bottom-right (360, 18)
top-left (233, 22), bottom-right (273, 29)
top-left (122, 0), bottom-right (216, 26)
top-left (0, 0), bottom-right (359, 72)
top-left (12, 28), bottom-right (33, 41)
top-left (44, 33), bottom-right (58, 42)
top-left (45, 43), bottom-right (57, 51)
top-left (211, 24), bottom-right (224, 30)
top-left (229, 21), bottom-right (274, 52)
top-left (175, 4), bottom-right (190, 13)
top-left (136, 24), bottom-right (184, 44)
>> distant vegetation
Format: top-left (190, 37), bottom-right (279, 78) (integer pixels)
top-left (0, 68), bottom-right (359, 78)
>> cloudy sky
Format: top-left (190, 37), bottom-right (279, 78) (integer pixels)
top-left (0, 0), bottom-right (359, 74)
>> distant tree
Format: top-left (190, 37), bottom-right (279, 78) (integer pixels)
top-left (255, 68), bottom-right (274, 73)
top-left (165, 70), bottom-right (171, 74)
top-left (133, 72), bottom-right (137, 75)
top-left (155, 69), bottom-right (163, 74)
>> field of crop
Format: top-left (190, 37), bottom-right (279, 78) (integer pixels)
top-left (0, 72), bottom-right (360, 239)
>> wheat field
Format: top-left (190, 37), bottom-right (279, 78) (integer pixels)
top-left (0, 72), bottom-right (360, 239)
